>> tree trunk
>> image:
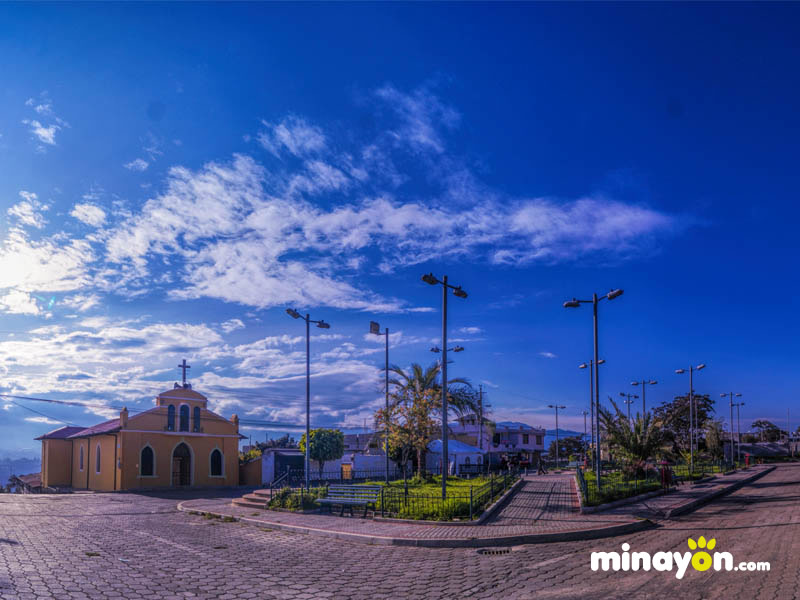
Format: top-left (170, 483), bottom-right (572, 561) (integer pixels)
top-left (416, 447), bottom-right (422, 477)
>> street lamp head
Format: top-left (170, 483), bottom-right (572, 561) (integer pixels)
top-left (369, 321), bottom-right (381, 335)
top-left (286, 308), bottom-right (301, 319)
top-left (631, 381), bottom-right (640, 386)
top-left (421, 273), bottom-right (438, 285)
top-left (619, 392), bottom-right (626, 397)
top-left (597, 359), bottom-right (606, 365)
top-left (563, 298), bottom-right (581, 308)
top-left (720, 393), bottom-right (726, 398)
top-left (735, 393), bottom-right (742, 397)
top-left (649, 380), bottom-right (658, 385)
top-left (430, 346), bottom-right (441, 353)
top-left (607, 288), bottom-right (624, 300)
top-left (579, 363), bottom-right (588, 369)
top-left (675, 369), bottom-right (686, 374)
top-left (696, 364), bottom-right (706, 370)
top-left (453, 287), bottom-right (468, 299)
top-left (316, 320), bottom-right (330, 329)
top-left (452, 346), bottom-right (465, 353)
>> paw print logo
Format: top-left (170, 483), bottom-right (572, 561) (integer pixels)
top-left (688, 536), bottom-right (716, 571)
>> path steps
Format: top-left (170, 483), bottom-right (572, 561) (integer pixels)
top-left (232, 488), bottom-right (273, 509)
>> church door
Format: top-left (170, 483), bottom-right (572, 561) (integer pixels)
top-left (172, 443), bottom-right (192, 486)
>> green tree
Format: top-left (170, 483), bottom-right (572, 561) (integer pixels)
top-left (298, 428), bottom-right (345, 479)
top-left (600, 399), bottom-right (667, 464)
top-left (652, 393), bottom-right (714, 454)
top-left (547, 436), bottom-right (585, 460)
top-left (705, 419), bottom-right (725, 460)
top-left (751, 420), bottom-right (783, 442)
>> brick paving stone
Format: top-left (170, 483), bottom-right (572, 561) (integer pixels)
top-left (0, 464), bottom-right (797, 599)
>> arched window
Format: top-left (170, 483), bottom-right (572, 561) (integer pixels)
top-left (179, 405), bottom-right (190, 432)
top-left (477, 455), bottom-right (483, 464)
top-left (167, 405), bottom-right (175, 431)
top-left (95, 443), bottom-right (101, 474)
top-left (140, 446), bottom-right (154, 477)
top-left (210, 449), bottom-right (223, 477)
top-left (79, 445), bottom-right (84, 471)
top-left (464, 456), bottom-right (471, 465)
top-left (193, 406), bottom-right (201, 432)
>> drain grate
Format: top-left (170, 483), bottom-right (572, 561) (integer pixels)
top-left (477, 548), bottom-right (511, 555)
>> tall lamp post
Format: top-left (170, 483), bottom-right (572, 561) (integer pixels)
top-left (581, 410), bottom-right (589, 458)
top-left (548, 405), bottom-right (566, 469)
top-left (675, 364), bottom-right (706, 473)
top-left (422, 273), bottom-right (468, 500)
top-left (370, 321), bottom-right (391, 484)
top-left (619, 392), bottom-right (639, 422)
top-left (732, 401), bottom-right (744, 464)
top-left (578, 359), bottom-right (605, 466)
top-left (564, 288), bottom-right (624, 486)
top-left (286, 309), bottom-right (331, 488)
top-left (631, 379), bottom-right (657, 415)
top-left (720, 392), bottom-right (742, 466)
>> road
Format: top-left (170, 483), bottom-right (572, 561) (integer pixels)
top-left (1, 464), bottom-right (798, 599)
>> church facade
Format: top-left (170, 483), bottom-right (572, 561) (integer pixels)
top-left (37, 385), bottom-right (242, 491)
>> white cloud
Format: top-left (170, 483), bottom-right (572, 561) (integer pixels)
top-left (0, 229), bottom-right (94, 293)
top-left (258, 116), bottom-right (326, 157)
top-left (22, 119), bottom-right (60, 146)
top-left (124, 158), bottom-right (149, 172)
top-left (220, 318), bottom-right (245, 333)
top-left (70, 203), bottom-right (106, 227)
top-left (458, 326), bottom-right (482, 335)
top-left (8, 191), bottom-right (48, 228)
top-left (61, 293), bottom-right (101, 312)
top-left (0, 290), bottom-right (42, 315)
top-left (538, 351), bottom-right (557, 359)
top-left (375, 84), bottom-right (460, 154)
top-left (24, 416), bottom-right (61, 425)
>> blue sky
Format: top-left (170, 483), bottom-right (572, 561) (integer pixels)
top-left (1, 3), bottom-right (799, 456)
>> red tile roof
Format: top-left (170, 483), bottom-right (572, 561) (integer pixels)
top-left (66, 418), bottom-right (121, 438)
top-left (35, 426), bottom-right (87, 440)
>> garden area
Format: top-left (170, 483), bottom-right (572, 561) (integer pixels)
top-left (267, 472), bottom-right (518, 521)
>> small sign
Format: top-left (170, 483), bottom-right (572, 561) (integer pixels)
top-left (370, 321), bottom-right (380, 334)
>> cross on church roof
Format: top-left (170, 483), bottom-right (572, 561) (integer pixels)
top-left (178, 359), bottom-right (191, 386)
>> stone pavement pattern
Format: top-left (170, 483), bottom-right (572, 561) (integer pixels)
top-left (0, 465), bottom-right (798, 599)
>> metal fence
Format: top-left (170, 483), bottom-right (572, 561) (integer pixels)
top-left (285, 467), bottom-right (406, 486)
top-left (270, 470), bottom-right (520, 521)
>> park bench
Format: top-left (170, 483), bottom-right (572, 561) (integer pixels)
top-left (316, 484), bottom-right (381, 517)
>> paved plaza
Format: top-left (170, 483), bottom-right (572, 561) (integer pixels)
top-left (1, 464), bottom-right (798, 599)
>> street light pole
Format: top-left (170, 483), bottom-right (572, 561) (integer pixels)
top-left (579, 359), bottom-right (604, 468)
top-left (720, 392), bottom-right (742, 466)
top-left (675, 364), bottom-right (706, 473)
top-left (422, 273), bottom-right (468, 500)
top-left (370, 321), bottom-right (391, 484)
top-left (286, 308), bottom-right (331, 488)
top-left (564, 288), bottom-right (623, 489)
top-left (581, 410), bottom-right (589, 458)
top-left (733, 401), bottom-right (744, 464)
top-left (619, 392), bottom-right (638, 422)
top-left (548, 405), bottom-right (566, 469)
top-left (631, 379), bottom-right (657, 415)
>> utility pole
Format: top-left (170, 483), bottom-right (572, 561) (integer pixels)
top-left (478, 385), bottom-right (484, 451)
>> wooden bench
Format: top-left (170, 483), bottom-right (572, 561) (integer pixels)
top-left (316, 484), bottom-right (381, 517)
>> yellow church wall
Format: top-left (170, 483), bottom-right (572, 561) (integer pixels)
top-left (84, 434), bottom-right (119, 492)
top-left (41, 439), bottom-right (73, 488)
top-left (127, 404), bottom-right (236, 436)
top-left (71, 439), bottom-right (90, 489)
top-left (118, 431), bottom-right (238, 490)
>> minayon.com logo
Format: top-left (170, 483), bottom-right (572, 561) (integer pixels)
top-left (590, 537), bottom-right (770, 580)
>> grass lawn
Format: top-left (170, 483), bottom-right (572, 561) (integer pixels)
top-left (359, 475), bottom-right (491, 494)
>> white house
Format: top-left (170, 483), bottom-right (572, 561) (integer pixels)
top-left (426, 438), bottom-right (486, 475)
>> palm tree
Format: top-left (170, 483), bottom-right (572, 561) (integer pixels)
top-left (600, 399), bottom-right (666, 466)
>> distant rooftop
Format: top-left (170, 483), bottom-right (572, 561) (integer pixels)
top-left (35, 426), bottom-right (86, 441)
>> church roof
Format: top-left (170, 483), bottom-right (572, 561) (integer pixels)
top-left (157, 387), bottom-right (207, 402)
top-left (67, 418), bottom-right (121, 438)
top-left (35, 426), bottom-right (87, 440)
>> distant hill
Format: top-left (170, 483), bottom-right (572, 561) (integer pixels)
top-left (0, 457), bottom-right (41, 485)
top-left (544, 429), bottom-right (587, 450)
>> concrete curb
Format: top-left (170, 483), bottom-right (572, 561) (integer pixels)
top-left (177, 499), bottom-right (652, 548)
top-left (664, 465), bottom-right (775, 518)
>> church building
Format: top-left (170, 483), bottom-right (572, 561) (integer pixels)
top-left (36, 363), bottom-right (242, 491)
